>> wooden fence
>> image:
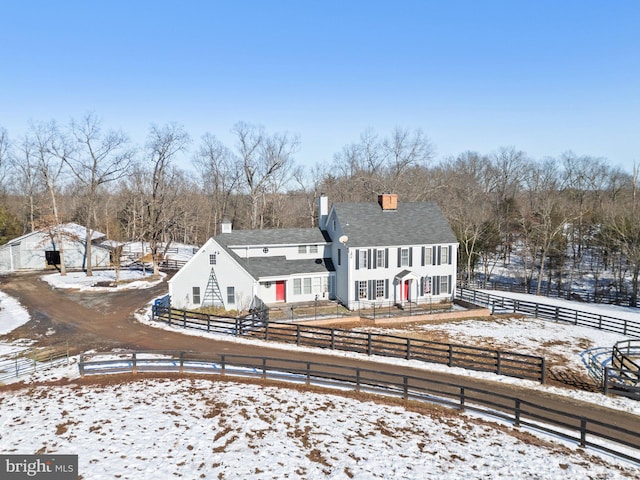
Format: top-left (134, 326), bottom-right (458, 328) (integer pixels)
top-left (78, 350), bottom-right (640, 465)
top-left (152, 305), bottom-right (545, 383)
top-left (604, 340), bottom-right (640, 400)
top-left (472, 280), bottom-right (635, 307)
top-left (456, 287), bottom-right (640, 337)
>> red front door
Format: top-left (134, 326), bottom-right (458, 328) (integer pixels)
top-left (275, 281), bottom-right (285, 302)
top-left (403, 280), bottom-right (410, 301)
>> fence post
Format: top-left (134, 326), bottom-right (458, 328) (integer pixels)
top-left (496, 351), bottom-right (501, 376)
top-left (514, 399), bottom-right (521, 427)
top-left (367, 333), bottom-right (372, 356)
top-left (221, 354), bottom-right (226, 376)
top-left (580, 418), bottom-right (587, 447)
top-left (459, 387), bottom-right (465, 410)
top-left (534, 303), bottom-right (538, 318)
top-left (624, 319), bottom-right (628, 336)
top-left (574, 310), bottom-right (578, 325)
top-left (78, 355), bottom-right (85, 377)
top-left (448, 345), bottom-right (453, 367)
top-left (132, 352), bottom-right (137, 374)
top-left (403, 376), bottom-right (409, 400)
top-left (296, 325), bottom-right (301, 346)
top-left (207, 314), bottom-right (211, 332)
top-left (306, 362), bottom-right (311, 385)
top-left (179, 352), bottom-right (184, 373)
top-left (356, 369), bottom-right (361, 392)
top-left (331, 330), bottom-right (335, 350)
top-left (406, 338), bottom-right (411, 361)
top-left (265, 322), bottom-right (270, 341)
top-left (262, 358), bottom-right (267, 380)
top-left (540, 357), bottom-right (546, 384)
top-left (603, 368), bottom-right (609, 395)
top-left (555, 306), bottom-right (560, 321)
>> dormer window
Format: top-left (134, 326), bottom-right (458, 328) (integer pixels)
top-left (310, 245), bottom-right (318, 254)
top-left (298, 245), bottom-right (307, 254)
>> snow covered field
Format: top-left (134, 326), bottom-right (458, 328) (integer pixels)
top-left (1, 275), bottom-right (640, 478)
top-left (1, 377), bottom-right (638, 479)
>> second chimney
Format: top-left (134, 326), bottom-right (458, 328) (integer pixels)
top-left (378, 193), bottom-right (398, 211)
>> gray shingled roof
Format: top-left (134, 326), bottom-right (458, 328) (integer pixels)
top-left (235, 256), bottom-right (335, 279)
top-left (216, 227), bottom-right (330, 247)
top-left (332, 201), bottom-right (457, 248)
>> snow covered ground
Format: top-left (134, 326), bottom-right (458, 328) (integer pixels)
top-left (2, 377), bottom-right (638, 479)
top-left (1, 281), bottom-right (640, 477)
top-left (41, 269), bottom-right (165, 292)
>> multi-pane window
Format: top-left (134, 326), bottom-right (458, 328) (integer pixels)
top-left (358, 249), bottom-right (367, 269)
top-left (209, 253), bottom-right (217, 265)
top-left (293, 278), bottom-right (302, 295)
top-left (401, 248), bottom-right (409, 267)
top-left (227, 286), bottom-right (235, 304)
top-left (298, 245), bottom-right (307, 254)
top-left (375, 280), bottom-right (385, 298)
top-left (310, 245), bottom-right (318, 254)
top-left (312, 277), bottom-right (322, 294)
top-left (358, 281), bottom-right (367, 299)
top-left (303, 278), bottom-right (312, 294)
top-left (424, 247), bottom-right (432, 266)
top-left (192, 286), bottom-right (201, 304)
top-left (376, 250), bottom-right (385, 268)
top-left (440, 246), bottom-right (449, 264)
top-left (440, 276), bottom-right (449, 294)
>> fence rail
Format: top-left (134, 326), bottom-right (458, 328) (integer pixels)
top-left (152, 305), bottom-right (545, 383)
top-left (0, 348), bottom-right (70, 383)
top-left (472, 280), bottom-right (635, 307)
top-left (456, 287), bottom-right (640, 337)
top-left (78, 350), bottom-right (640, 465)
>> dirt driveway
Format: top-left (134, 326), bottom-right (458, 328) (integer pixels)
top-left (2, 271), bottom-right (640, 454)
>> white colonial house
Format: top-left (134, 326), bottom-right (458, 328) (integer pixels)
top-left (169, 194), bottom-right (458, 311)
top-left (0, 223), bottom-right (112, 273)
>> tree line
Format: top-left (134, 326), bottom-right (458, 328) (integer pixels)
top-left (0, 114), bottom-right (638, 303)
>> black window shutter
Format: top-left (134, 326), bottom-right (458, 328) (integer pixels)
top-left (448, 275), bottom-right (452, 294)
top-left (372, 249), bottom-right (377, 269)
top-left (367, 249), bottom-right (372, 269)
top-left (385, 248), bottom-right (389, 268)
top-left (434, 275), bottom-right (440, 295)
top-left (355, 250), bottom-right (360, 270)
top-left (421, 247), bottom-right (425, 266)
top-left (448, 246), bottom-right (452, 265)
top-left (397, 248), bottom-right (401, 267)
top-left (409, 248), bottom-right (413, 267)
top-left (432, 246), bottom-right (437, 265)
top-left (384, 279), bottom-right (389, 299)
top-left (420, 277), bottom-right (424, 295)
top-left (368, 280), bottom-right (374, 300)
top-left (437, 246), bottom-right (442, 265)
top-left (354, 280), bottom-right (359, 299)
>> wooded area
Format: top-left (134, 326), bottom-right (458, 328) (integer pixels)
top-left (1, 115), bottom-right (639, 302)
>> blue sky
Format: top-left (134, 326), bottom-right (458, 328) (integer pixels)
top-left (1, 1), bottom-right (638, 173)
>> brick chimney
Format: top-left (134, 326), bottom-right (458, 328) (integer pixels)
top-left (378, 193), bottom-right (398, 210)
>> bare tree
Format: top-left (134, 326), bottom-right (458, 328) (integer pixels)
top-left (233, 122), bottom-right (299, 229)
top-left (192, 133), bottom-right (240, 238)
top-left (142, 123), bottom-right (190, 275)
top-left (62, 113), bottom-right (134, 275)
top-left (380, 127), bottom-right (434, 193)
top-left (29, 121), bottom-right (71, 275)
